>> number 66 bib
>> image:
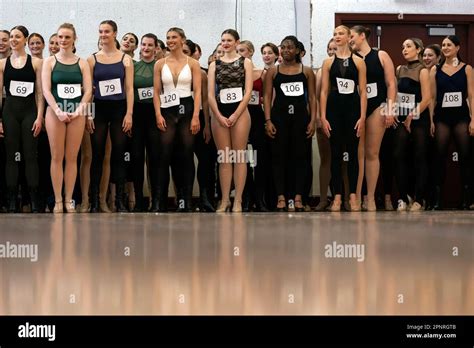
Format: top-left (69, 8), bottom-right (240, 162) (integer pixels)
top-left (58, 84), bottom-right (82, 99)
top-left (98, 78), bottom-right (122, 97)
top-left (10, 80), bottom-right (34, 97)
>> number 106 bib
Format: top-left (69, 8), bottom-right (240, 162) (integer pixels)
top-left (280, 82), bottom-right (304, 96)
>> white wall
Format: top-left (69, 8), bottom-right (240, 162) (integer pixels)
top-left (311, 0), bottom-right (474, 68)
top-left (0, 0), bottom-right (311, 67)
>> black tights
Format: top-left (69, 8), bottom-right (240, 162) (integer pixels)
top-left (434, 121), bottom-right (471, 188)
top-left (2, 98), bottom-right (38, 189)
top-left (131, 103), bottom-right (160, 198)
top-left (90, 100), bottom-right (128, 188)
top-left (393, 121), bottom-right (429, 204)
top-left (194, 111), bottom-right (217, 197)
top-left (158, 97), bottom-right (195, 195)
top-left (270, 109), bottom-right (310, 197)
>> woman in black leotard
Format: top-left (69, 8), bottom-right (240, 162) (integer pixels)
top-left (0, 25), bottom-right (44, 213)
top-left (393, 38), bottom-right (431, 212)
top-left (351, 25), bottom-right (397, 211)
top-left (320, 25), bottom-right (367, 212)
top-left (264, 35), bottom-right (316, 212)
top-left (429, 35), bottom-right (474, 209)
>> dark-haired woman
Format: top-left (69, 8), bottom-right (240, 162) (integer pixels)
top-left (350, 25), bottom-right (396, 211)
top-left (0, 25), bottom-right (44, 212)
top-left (422, 44), bottom-right (441, 210)
top-left (393, 38), bottom-right (431, 211)
top-left (264, 35), bottom-right (316, 212)
top-left (0, 30), bottom-right (8, 210)
top-left (320, 25), bottom-right (367, 212)
top-left (423, 44), bottom-right (441, 70)
top-left (236, 40), bottom-right (269, 211)
top-left (129, 33), bottom-right (159, 212)
top-left (430, 35), bottom-right (474, 209)
top-left (183, 39), bottom-right (216, 212)
top-left (120, 33), bottom-right (138, 59)
top-left (87, 20), bottom-right (134, 213)
top-left (28, 33), bottom-right (45, 59)
top-left (153, 27), bottom-right (201, 212)
top-left (261, 42), bottom-right (278, 70)
top-left (208, 29), bottom-right (253, 213)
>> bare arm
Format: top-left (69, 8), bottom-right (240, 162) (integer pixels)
top-left (417, 68), bottom-right (431, 115)
top-left (207, 61), bottom-right (221, 119)
top-left (429, 65), bottom-right (437, 136)
top-left (231, 57), bottom-right (253, 119)
top-left (305, 66), bottom-right (317, 138)
top-left (190, 59), bottom-right (201, 134)
top-left (315, 69), bottom-right (322, 123)
top-left (77, 58), bottom-right (93, 116)
top-left (41, 57), bottom-right (59, 113)
top-left (466, 65), bottom-right (474, 135)
top-left (33, 57), bottom-right (45, 120)
top-left (123, 55), bottom-right (134, 116)
top-left (354, 55), bottom-right (367, 120)
top-left (379, 50), bottom-right (397, 124)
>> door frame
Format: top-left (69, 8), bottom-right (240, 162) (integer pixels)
top-left (335, 13), bottom-right (474, 63)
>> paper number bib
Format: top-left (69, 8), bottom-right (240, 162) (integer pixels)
top-left (442, 92), bottom-right (462, 108)
top-left (336, 78), bottom-right (355, 94)
top-left (366, 83), bottom-right (378, 99)
top-left (98, 78), bottom-right (122, 97)
top-left (57, 84), bottom-right (81, 99)
top-left (138, 87), bottom-right (154, 101)
top-left (220, 87), bottom-right (243, 104)
top-left (160, 90), bottom-right (180, 108)
top-left (280, 82), bottom-right (304, 97)
top-left (397, 92), bottom-right (415, 109)
top-left (249, 90), bottom-right (260, 105)
top-left (10, 80), bottom-right (34, 97)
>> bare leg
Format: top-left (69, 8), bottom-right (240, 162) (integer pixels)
top-left (365, 108), bottom-right (385, 211)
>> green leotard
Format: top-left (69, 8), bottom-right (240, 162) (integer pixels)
top-left (134, 59), bottom-right (155, 104)
top-left (51, 56), bottom-right (83, 112)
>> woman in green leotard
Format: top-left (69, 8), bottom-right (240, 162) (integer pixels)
top-left (42, 23), bottom-right (92, 213)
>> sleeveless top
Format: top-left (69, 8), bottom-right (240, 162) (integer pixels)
top-left (3, 54), bottom-right (36, 99)
top-left (134, 59), bottom-right (155, 104)
top-left (357, 49), bottom-right (387, 110)
top-left (215, 56), bottom-right (245, 103)
top-left (396, 61), bottom-right (428, 121)
top-left (250, 73), bottom-right (264, 106)
top-left (161, 57), bottom-right (192, 98)
top-left (272, 64), bottom-right (308, 114)
top-left (51, 56), bottom-right (83, 111)
top-left (329, 54), bottom-right (359, 97)
top-left (434, 63), bottom-right (469, 119)
top-left (93, 53), bottom-right (126, 101)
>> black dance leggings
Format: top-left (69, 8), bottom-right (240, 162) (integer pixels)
top-left (131, 102), bottom-right (160, 196)
top-left (2, 96), bottom-right (39, 189)
top-left (194, 110), bottom-right (217, 196)
top-left (434, 120), bottom-right (471, 188)
top-left (158, 97), bottom-right (195, 195)
top-left (392, 120), bottom-right (429, 204)
top-left (326, 95), bottom-right (360, 195)
top-left (90, 99), bottom-right (128, 188)
top-left (270, 107), bottom-right (310, 197)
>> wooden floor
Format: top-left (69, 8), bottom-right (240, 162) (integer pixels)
top-left (0, 211), bottom-right (472, 315)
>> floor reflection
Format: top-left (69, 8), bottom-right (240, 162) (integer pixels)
top-left (0, 212), bottom-right (472, 314)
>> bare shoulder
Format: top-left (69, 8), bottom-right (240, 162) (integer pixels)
top-left (123, 54), bottom-right (133, 67)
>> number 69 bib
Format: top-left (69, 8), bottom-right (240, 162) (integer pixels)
top-left (442, 92), bottom-right (462, 108)
top-left (336, 78), bottom-right (355, 94)
top-left (10, 80), bottom-right (34, 97)
top-left (280, 82), bottom-right (304, 96)
top-left (220, 87), bottom-right (243, 104)
top-left (58, 84), bottom-right (82, 99)
top-left (98, 78), bottom-right (122, 97)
